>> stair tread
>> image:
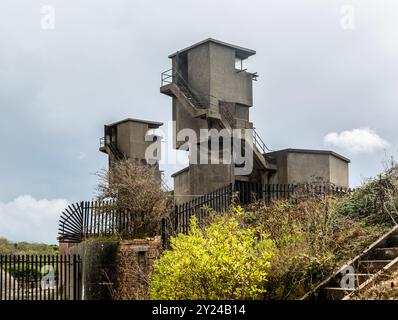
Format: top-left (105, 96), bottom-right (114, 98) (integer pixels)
top-left (324, 287), bottom-right (355, 291)
top-left (359, 260), bottom-right (392, 263)
top-left (303, 227), bottom-right (398, 300)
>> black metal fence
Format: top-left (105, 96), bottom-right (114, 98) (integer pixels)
top-left (160, 182), bottom-right (354, 248)
top-left (58, 182), bottom-right (355, 245)
top-left (58, 200), bottom-right (134, 243)
top-left (161, 184), bottom-right (233, 248)
top-left (0, 254), bottom-right (81, 300)
top-left (234, 181), bottom-right (355, 205)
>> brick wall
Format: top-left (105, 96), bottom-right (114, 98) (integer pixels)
top-left (113, 237), bottom-right (161, 300)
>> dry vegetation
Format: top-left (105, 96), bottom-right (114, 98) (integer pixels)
top-left (244, 196), bottom-right (387, 299)
top-left (352, 271), bottom-right (398, 300)
top-left (243, 163), bottom-right (398, 299)
top-left (150, 163), bottom-right (398, 300)
top-left (95, 159), bottom-right (172, 238)
top-left (96, 159), bottom-right (398, 300)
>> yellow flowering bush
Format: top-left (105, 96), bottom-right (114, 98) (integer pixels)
top-left (150, 205), bottom-right (275, 300)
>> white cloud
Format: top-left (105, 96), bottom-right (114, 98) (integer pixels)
top-left (0, 195), bottom-right (68, 244)
top-left (324, 128), bottom-right (390, 154)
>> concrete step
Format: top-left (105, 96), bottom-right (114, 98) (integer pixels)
top-left (353, 273), bottom-right (374, 286)
top-left (304, 227), bottom-right (398, 300)
top-left (324, 287), bottom-right (355, 300)
top-left (336, 273), bottom-right (373, 288)
top-left (387, 235), bottom-right (398, 247)
top-left (358, 260), bottom-right (391, 273)
top-left (373, 247), bottom-right (398, 260)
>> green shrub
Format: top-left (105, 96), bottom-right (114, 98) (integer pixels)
top-left (336, 167), bottom-right (398, 225)
top-left (245, 196), bottom-right (387, 299)
top-left (151, 165), bottom-right (398, 300)
top-left (150, 205), bottom-right (275, 300)
top-left (0, 238), bottom-right (58, 256)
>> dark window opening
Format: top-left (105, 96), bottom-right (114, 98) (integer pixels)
top-left (177, 52), bottom-right (188, 80)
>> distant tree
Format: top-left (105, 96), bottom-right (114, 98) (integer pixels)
top-left (0, 237), bottom-right (57, 255)
top-left (0, 238), bottom-right (14, 255)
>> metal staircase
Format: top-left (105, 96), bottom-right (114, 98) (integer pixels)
top-left (100, 137), bottom-right (125, 160)
top-left (100, 137), bottom-right (170, 192)
top-left (161, 69), bottom-right (208, 118)
top-left (160, 69), bottom-right (276, 172)
top-left (160, 171), bottom-right (172, 193)
top-left (302, 224), bottom-right (398, 300)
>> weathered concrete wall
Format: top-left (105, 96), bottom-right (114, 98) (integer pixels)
top-left (59, 242), bottom-right (78, 256)
top-left (187, 43), bottom-right (211, 103)
top-left (329, 155), bottom-right (349, 187)
top-left (62, 238), bottom-right (161, 300)
top-left (173, 136), bottom-right (235, 204)
top-left (191, 164), bottom-right (234, 196)
top-left (268, 152), bottom-right (288, 185)
top-left (69, 241), bottom-right (119, 300)
top-left (116, 121), bottom-right (132, 157)
top-left (177, 41), bottom-right (253, 110)
top-left (287, 152), bottom-right (330, 184)
top-left (235, 103), bottom-right (250, 121)
top-left (173, 167), bottom-right (192, 204)
top-left (116, 121), bottom-right (156, 161)
top-left (267, 149), bottom-right (350, 187)
top-left (172, 43), bottom-right (211, 150)
top-left (209, 42), bottom-right (253, 107)
top-left (173, 98), bottom-right (209, 150)
top-left (173, 163), bottom-right (234, 204)
top-left (171, 41), bottom-right (253, 151)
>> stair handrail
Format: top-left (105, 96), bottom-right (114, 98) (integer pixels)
top-left (160, 172), bottom-right (172, 192)
top-left (253, 129), bottom-right (273, 154)
top-left (300, 224), bottom-right (398, 300)
top-left (161, 69), bottom-right (275, 157)
top-left (100, 136), bottom-right (125, 160)
top-left (161, 68), bottom-right (173, 85)
top-left (161, 69), bottom-right (218, 109)
top-left (174, 72), bottom-right (212, 109)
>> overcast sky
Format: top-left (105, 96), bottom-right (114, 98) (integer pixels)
top-left (0, 0), bottom-right (397, 243)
